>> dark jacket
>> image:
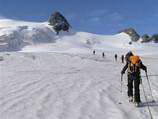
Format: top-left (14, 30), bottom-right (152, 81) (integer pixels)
top-left (121, 60), bottom-right (147, 75)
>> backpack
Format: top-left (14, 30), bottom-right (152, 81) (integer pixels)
top-left (128, 55), bottom-right (141, 73)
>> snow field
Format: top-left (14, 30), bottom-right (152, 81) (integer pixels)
top-left (0, 52), bottom-right (158, 119)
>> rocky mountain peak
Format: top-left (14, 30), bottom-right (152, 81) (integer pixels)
top-left (120, 28), bottom-right (140, 42)
top-left (48, 11), bottom-right (70, 34)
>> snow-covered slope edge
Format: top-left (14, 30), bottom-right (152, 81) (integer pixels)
top-left (0, 19), bottom-right (57, 51)
top-left (0, 19), bottom-right (133, 52)
top-left (1, 19), bottom-right (158, 55)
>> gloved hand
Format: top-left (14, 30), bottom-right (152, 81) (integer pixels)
top-left (145, 66), bottom-right (147, 73)
top-left (121, 71), bottom-right (125, 75)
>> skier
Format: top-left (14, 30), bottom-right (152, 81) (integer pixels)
top-left (93, 50), bottom-right (96, 55)
top-left (114, 54), bottom-right (117, 61)
top-left (102, 52), bottom-right (105, 58)
top-left (121, 55), bottom-right (124, 63)
top-left (121, 54), bottom-right (147, 106)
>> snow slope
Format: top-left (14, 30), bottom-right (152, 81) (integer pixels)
top-left (0, 19), bottom-right (158, 119)
top-left (0, 19), bottom-right (158, 55)
top-left (0, 19), bottom-right (158, 56)
top-left (0, 52), bottom-right (158, 119)
top-left (0, 19), bottom-right (137, 53)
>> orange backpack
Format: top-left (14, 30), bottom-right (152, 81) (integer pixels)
top-left (128, 55), bottom-right (140, 73)
top-left (130, 56), bottom-right (140, 65)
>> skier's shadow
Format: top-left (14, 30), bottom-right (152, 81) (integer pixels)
top-left (140, 100), bottom-right (158, 107)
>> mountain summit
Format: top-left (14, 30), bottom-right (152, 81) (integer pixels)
top-left (120, 28), bottom-right (140, 42)
top-left (48, 12), bottom-right (70, 35)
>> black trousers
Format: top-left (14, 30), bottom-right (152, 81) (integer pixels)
top-left (127, 74), bottom-right (141, 102)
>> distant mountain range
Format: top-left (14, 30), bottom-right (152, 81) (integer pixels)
top-left (120, 27), bottom-right (158, 43)
top-left (48, 11), bottom-right (158, 43)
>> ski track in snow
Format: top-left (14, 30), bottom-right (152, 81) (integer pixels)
top-left (0, 52), bottom-right (158, 119)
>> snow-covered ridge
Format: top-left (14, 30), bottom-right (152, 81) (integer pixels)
top-left (0, 19), bottom-right (133, 52)
top-left (0, 19), bottom-right (57, 51)
top-left (0, 19), bottom-right (157, 54)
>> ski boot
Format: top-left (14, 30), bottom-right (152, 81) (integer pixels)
top-left (135, 102), bottom-right (140, 107)
top-left (129, 96), bottom-right (133, 102)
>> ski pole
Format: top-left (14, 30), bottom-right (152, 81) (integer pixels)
top-left (119, 74), bottom-right (123, 104)
top-left (141, 82), bottom-right (154, 119)
top-left (145, 71), bottom-right (155, 102)
top-left (121, 74), bottom-right (123, 93)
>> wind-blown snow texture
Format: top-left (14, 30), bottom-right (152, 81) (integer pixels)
top-left (0, 19), bottom-right (158, 119)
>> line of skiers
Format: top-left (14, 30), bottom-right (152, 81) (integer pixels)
top-left (93, 50), bottom-right (124, 62)
top-left (92, 50), bottom-right (148, 107)
top-left (93, 50), bottom-right (105, 58)
top-left (115, 54), bottom-right (125, 63)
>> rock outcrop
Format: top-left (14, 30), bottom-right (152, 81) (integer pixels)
top-left (141, 34), bottom-right (151, 43)
top-left (151, 34), bottom-right (158, 43)
top-left (48, 12), bottom-right (70, 34)
top-left (120, 28), bottom-right (140, 42)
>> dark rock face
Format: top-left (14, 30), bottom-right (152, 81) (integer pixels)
top-left (120, 28), bottom-right (140, 42)
top-left (151, 34), bottom-right (158, 43)
top-left (141, 34), bottom-right (158, 43)
top-left (141, 34), bottom-right (151, 43)
top-left (48, 12), bottom-right (70, 34)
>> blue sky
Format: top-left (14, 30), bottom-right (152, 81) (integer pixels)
top-left (0, 0), bottom-right (158, 35)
